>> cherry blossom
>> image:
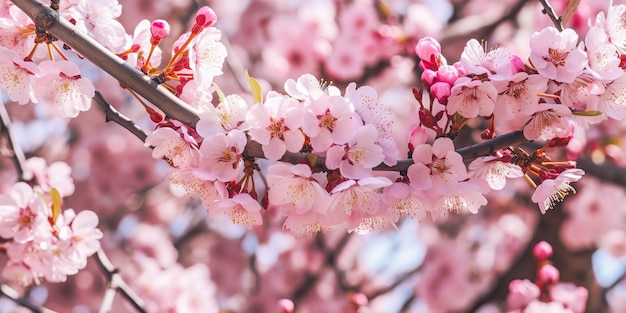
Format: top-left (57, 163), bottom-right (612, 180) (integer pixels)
top-left (409, 137), bottom-right (467, 196)
top-left (67, 0), bottom-right (128, 52)
top-left (197, 131), bottom-right (247, 182)
top-left (446, 77), bottom-right (497, 118)
top-left (145, 122), bottom-right (201, 169)
top-left (0, 47), bottom-right (38, 104)
top-left (302, 93), bottom-right (358, 153)
top-left (246, 92), bottom-right (305, 161)
top-left (325, 124), bottom-right (385, 179)
top-left (529, 27), bottom-right (587, 83)
top-left (0, 182), bottom-right (50, 243)
top-left (492, 72), bottom-right (548, 121)
top-left (25, 157), bottom-right (75, 197)
top-left (35, 60), bottom-right (95, 118)
top-left (460, 38), bottom-right (514, 79)
top-left (188, 27), bottom-right (227, 87)
top-left (531, 168), bottom-right (585, 214)
top-left (196, 94), bottom-right (249, 136)
top-left (215, 192), bottom-right (263, 226)
top-left (523, 103), bottom-right (572, 140)
top-left (266, 163), bottom-right (329, 216)
top-left (468, 153), bottom-right (524, 190)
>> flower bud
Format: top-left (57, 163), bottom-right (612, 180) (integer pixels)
top-left (533, 241), bottom-right (553, 261)
top-left (430, 82), bottom-right (451, 104)
top-left (421, 69), bottom-right (437, 88)
top-left (507, 279), bottom-right (540, 310)
top-left (537, 264), bottom-right (560, 285)
top-left (453, 61), bottom-right (467, 76)
top-left (437, 65), bottom-right (459, 85)
top-left (415, 36), bottom-right (441, 61)
top-left (150, 19), bottom-right (170, 44)
top-left (408, 125), bottom-right (428, 151)
top-left (510, 55), bottom-right (525, 73)
top-left (278, 299), bottom-right (294, 313)
top-left (193, 6), bottom-right (217, 33)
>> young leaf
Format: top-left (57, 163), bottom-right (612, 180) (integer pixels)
top-left (51, 188), bottom-right (62, 225)
top-left (246, 70), bottom-right (263, 104)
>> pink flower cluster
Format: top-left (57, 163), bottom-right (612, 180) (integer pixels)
top-left (0, 158), bottom-right (102, 285)
top-left (139, 2), bottom-right (626, 235)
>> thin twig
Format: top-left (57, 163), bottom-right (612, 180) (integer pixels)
top-left (94, 249), bottom-right (147, 313)
top-left (93, 91), bottom-right (148, 143)
top-left (0, 102), bottom-right (33, 182)
top-left (0, 284), bottom-right (57, 313)
top-left (538, 0), bottom-right (564, 31)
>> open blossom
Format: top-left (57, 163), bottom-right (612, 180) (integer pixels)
top-left (492, 73), bottom-right (548, 121)
top-left (0, 47), bottom-right (38, 104)
top-left (0, 182), bottom-right (50, 243)
top-left (460, 39), bottom-right (514, 79)
top-left (188, 27), bottom-right (227, 86)
top-left (597, 74), bottom-right (626, 120)
top-left (446, 77), bottom-right (497, 118)
top-left (345, 83), bottom-right (399, 166)
top-left (26, 157), bottom-right (75, 197)
top-left (382, 181), bottom-right (432, 222)
top-left (67, 0), bottom-right (127, 52)
top-left (468, 154), bottom-right (524, 190)
top-left (0, 6), bottom-right (36, 57)
top-left (284, 73), bottom-right (340, 100)
top-left (35, 60), bottom-right (95, 118)
top-left (529, 27), bottom-right (587, 83)
top-left (169, 169), bottom-right (226, 212)
top-left (601, 2), bottom-right (626, 54)
top-left (409, 137), bottom-right (467, 197)
top-left (145, 122), bottom-right (201, 169)
top-left (55, 209), bottom-right (103, 271)
top-left (302, 92), bottom-right (357, 152)
top-left (215, 193), bottom-right (263, 226)
top-left (583, 26), bottom-right (623, 81)
top-left (325, 124), bottom-right (384, 179)
top-left (266, 164), bottom-right (329, 215)
top-left (324, 177), bottom-right (393, 232)
top-left (125, 19), bottom-right (163, 68)
top-left (246, 92), bottom-right (305, 161)
top-left (557, 72), bottom-right (604, 110)
top-left (197, 131), bottom-right (247, 183)
top-left (523, 103), bottom-right (572, 140)
top-left (532, 168), bottom-right (585, 214)
top-left (196, 94), bottom-right (249, 136)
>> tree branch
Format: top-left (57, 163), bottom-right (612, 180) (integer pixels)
top-left (10, 0), bottom-right (532, 172)
top-left (0, 102), bottom-right (33, 182)
top-left (93, 91), bottom-right (147, 143)
top-left (0, 284), bottom-right (57, 313)
top-left (538, 0), bottom-right (564, 31)
top-left (94, 249), bottom-right (147, 313)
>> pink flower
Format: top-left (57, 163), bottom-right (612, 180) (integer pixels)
top-left (302, 93), bottom-right (357, 152)
top-left (492, 72), bottom-right (548, 121)
top-left (194, 6), bottom-right (218, 29)
top-left (601, 3), bottom-right (626, 54)
top-left (431, 178), bottom-right (489, 219)
top-left (169, 169), bottom-right (226, 212)
top-left (529, 27), bottom-right (587, 83)
top-left (67, 0), bottom-right (127, 52)
top-left (0, 7), bottom-right (36, 57)
top-left (325, 124), bottom-right (384, 179)
top-left (189, 27), bottom-right (227, 86)
top-left (523, 103), bottom-right (572, 141)
top-left (196, 94), bottom-right (249, 136)
top-left (150, 19), bottom-right (170, 44)
top-left (0, 182), bottom-right (50, 243)
top-left (145, 123), bottom-right (201, 169)
top-left (35, 60), bottom-right (95, 118)
top-left (0, 47), bottom-right (38, 104)
top-left (597, 74), bottom-right (626, 120)
top-left (26, 157), bottom-right (75, 197)
top-left (409, 137), bottom-right (467, 196)
top-left (531, 168), bottom-right (585, 214)
top-left (324, 177), bottom-right (393, 232)
top-left (382, 181), bottom-right (432, 221)
top-left (216, 193), bottom-right (263, 226)
top-left (246, 93), bottom-right (305, 161)
top-left (284, 73), bottom-right (340, 101)
top-left (446, 77), bottom-right (497, 118)
top-left (197, 131), bottom-right (247, 183)
top-left (506, 279), bottom-right (540, 310)
top-left (126, 19), bottom-right (163, 68)
top-left (266, 163), bottom-right (329, 215)
top-left (460, 39), bottom-right (513, 79)
top-left (583, 27), bottom-right (623, 81)
top-left (550, 283), bottom-right (588, 313)
top-left (524, 300), bottom-right (572, 313)
top-left (56, 209), bottom-right (103, 271)
top-left (468, 154), bottom-right (523, 190)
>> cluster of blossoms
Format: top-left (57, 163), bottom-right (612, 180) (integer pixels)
top-left (0, 157), bottom-right (102, 285)
top-left (138, 3), bottom-right (626, 236)
top-left (506, 241), bottom-right (588, 312)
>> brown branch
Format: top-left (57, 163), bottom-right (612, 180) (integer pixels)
top-left (0, 284), bottom-right (57, 313)
top-left (94, 249), bottom-right (147, 313)
top-left (576, 158), bottom-right (626, 187)
top-left (538, 0), bottom-right (564, 31)
top-left (93, 91), bottom-right (147, 143)
top-left (0, 102), bottom-right (33, 182)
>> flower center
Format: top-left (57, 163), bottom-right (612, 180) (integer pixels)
top-left (546, 48), bottom-right (569, 66)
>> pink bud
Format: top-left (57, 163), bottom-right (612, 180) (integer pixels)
top-left (436, 65), bottom-right (459, 85)
top-left (415, 36), bottom-right (441, 61)
top-left (350, 293), bottom-right (368, 307)
top-left (278, 299), bottom-right (294, 313)
top-left (537, 264), bottom-right (560, 285)
top-left (421, 69), bottom-right (437, 88)
top-left (194, 6), bottom-right (217, 33)
top-left (510, 55), bottom-right (525, 73)
top-left (150, 19), bottom-right (170, 44)
top-left (533, 241), bottom-right (553, 261)
top-left (430, 82), bottom-right (451, 104)
top-left (408, 126), bottom-right (428, 151)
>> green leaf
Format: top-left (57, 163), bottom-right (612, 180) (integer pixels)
top-left (50, 188), bottom-right (62, 225)
top-left (573, 110), bottom-right (602, 116)
top-left (246, 70), bottom-right (263, 104)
